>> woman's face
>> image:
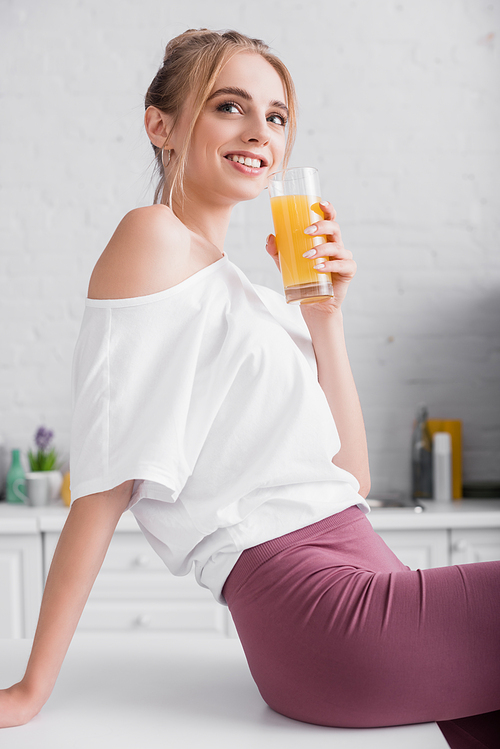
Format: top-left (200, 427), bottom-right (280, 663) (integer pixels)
top-left (174, 51), bottom-right (289, 207)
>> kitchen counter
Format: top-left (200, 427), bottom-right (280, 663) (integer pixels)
top-left (0, 499), bottom-right (499, 533)
top-left (368, 499), bottom-right (500, 530)
top-left (0, 502), bottom-right (140, 533)
top-left (0, 636), bottom-right (448, 748)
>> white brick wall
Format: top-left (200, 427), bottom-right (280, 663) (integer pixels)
top-left (1, 0), bottom-right (499, 495)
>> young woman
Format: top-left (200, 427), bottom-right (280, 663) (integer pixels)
top-left (1, 29), bottom-right (498, 747)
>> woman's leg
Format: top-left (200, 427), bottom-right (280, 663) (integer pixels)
top-left (438, 710), bottom-right (500, 749)
top-left (223, 508), bottom-right (500, 744)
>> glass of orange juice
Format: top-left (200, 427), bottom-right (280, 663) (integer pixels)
top-left (268, 167), bottom-right (333, 304)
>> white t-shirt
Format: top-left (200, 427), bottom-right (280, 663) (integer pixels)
top-left (70, 251), bottom-right (369, 604)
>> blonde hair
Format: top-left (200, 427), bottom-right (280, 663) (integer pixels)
top-left (145, 29), bottom-right (297, 206)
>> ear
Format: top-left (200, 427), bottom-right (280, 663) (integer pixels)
top-left (145, 106), bottom-right (174, 150)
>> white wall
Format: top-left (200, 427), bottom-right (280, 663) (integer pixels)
top-left (1, 0), bottom-right (499, 495)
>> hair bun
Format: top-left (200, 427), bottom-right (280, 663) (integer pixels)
top-left (163, 28), bottom-right (213, 63)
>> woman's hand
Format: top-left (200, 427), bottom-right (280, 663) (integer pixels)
top-left (0, 682), bottom-right (42, 728)
top-left (265, 202), bottom-right (356, 322)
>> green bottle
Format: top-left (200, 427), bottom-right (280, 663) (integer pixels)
top-left (6, 449), bottom-right (27, 504)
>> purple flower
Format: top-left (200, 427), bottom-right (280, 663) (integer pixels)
top-left (35, 426), bottom-right (54, 453)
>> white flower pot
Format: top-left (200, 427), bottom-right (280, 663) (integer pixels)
top-left (25, 472), bottom-right (50, 507)
top-left (45, 470), bottom-right (64, 502)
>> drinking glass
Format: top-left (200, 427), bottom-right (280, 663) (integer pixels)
top-left (268, 167), bottom-right (334, 304)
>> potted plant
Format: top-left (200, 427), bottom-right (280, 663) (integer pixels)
top-left (27, 426), bottom-right (63, 505)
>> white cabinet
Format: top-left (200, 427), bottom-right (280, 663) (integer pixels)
top-left (377, 526), bottom-right (500, 569)
top-left (1, 502), bottom-right (499, 638)
top-left (43, 530), bottom-right (232, 637)
top-left (0, 534), bottom-right (43, 637)
top-left (449, 528), bottom-right (500, 565)
top-left (375, 529), bottom-right (449, 569)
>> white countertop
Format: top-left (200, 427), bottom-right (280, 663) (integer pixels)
top-left (0, 636), bottom-right (448, 748)
top-left (368, 498), bottom-right (500, 530)
top-left (1, 499), bottom-right (499, 534)
top-left (0, 502), bottom-right (140, 534)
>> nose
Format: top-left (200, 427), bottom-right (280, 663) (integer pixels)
top-left (241, 115), bottom-right (270, 147)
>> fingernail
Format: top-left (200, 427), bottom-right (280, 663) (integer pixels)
top-left (314, 262), bottom-right (326, 269)
top-left (303, 249), bottom-right (316, 258)
top-left (304, 225), bottom-right (317, 234)
top-left (266, 234), bottom-right (271, 245)
top-left (319, 201), bottom-right (329, 207)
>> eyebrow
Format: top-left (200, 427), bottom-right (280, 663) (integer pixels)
top-left (207, 86), bottom-right (289, 117)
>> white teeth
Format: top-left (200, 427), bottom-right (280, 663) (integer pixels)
top-left (228, 155), bottom-right (262, 168)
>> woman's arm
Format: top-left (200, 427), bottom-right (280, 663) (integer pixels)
top-left (0, 206), bottom-right (186, 728)
top-left (266, 201), bottom-right (370, 497)
top-left (301, 310), bottom-right (370, 497)
top-left (0, 480), bottom-right (134, 728)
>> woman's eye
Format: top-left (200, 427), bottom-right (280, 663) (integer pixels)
top-left (217, 101), bottom-right (240, 114)
top-left (268, 113), bottom-right (287, 126)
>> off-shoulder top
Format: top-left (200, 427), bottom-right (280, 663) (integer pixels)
top-left (69, 251), bottom-right (368, 604)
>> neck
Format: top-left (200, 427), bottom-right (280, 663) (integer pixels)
top-left (169, 189), bottom-right (234, 255)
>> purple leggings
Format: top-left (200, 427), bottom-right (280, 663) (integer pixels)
top-left (222, 506), bottom-right (500, 749)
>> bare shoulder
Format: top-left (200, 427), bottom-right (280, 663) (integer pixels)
top-left (87, 205), bottom-right (190, 300)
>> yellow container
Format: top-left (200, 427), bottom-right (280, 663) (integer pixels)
top-left (426, 420), bottom-right (462, 500)
top-left (61, 471), bottom-right (71, 506)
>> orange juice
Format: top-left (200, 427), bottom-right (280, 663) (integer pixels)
top-left (270, 194), bottom-right (331, 292)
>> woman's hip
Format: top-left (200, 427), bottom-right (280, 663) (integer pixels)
top-left (222, 505), bottom-right (500, 728)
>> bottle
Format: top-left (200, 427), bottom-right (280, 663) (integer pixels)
top-left (432, 432), bottom-right (453, 503)
top-left (0, 434), bottom-right (7, 501)
top-left (411, 405), bottom-right (432, 499)
top-left (6, 449), bottom-right (27, 504)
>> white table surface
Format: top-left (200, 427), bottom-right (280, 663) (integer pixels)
top-left (0, 636), bottom-right (449, 748)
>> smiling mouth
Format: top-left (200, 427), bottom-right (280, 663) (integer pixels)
top-left (225, 154), bottom-right (264, 169)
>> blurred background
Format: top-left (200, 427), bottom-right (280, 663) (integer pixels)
top-left (1, 0), bottom-right (499, 497)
